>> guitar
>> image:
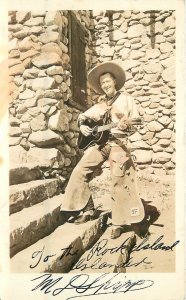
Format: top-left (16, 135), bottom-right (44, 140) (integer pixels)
top-left (77, 118), bottom-right (142, 151)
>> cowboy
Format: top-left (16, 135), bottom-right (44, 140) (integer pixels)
top-left (60, 61), bottom-right (145, 239)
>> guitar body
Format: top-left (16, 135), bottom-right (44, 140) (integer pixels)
top-left (77, 119), bottom-right (110, 150)
top-left (77, 118), bottom-right (142, 151)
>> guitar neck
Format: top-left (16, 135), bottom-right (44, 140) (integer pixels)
top-left (97, 123), bottom-right (116, 133)
top-left (97, 118), bottom-right (142, 133)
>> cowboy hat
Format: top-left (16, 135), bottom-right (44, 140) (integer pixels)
top-left (88, 61), bottom-right (126, 94)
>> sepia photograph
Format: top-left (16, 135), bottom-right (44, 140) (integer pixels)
top-left (0, 1), bottom-right (185, 299)
top-left (8, 9), bottom-right (178, 275)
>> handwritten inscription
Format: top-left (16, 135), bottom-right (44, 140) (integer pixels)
top-left (30, 245), bottom-right (78, 269)
top-left (31, 273), bottom-right (154, 299)
top-left (30, 235), bottom-right (180, 271)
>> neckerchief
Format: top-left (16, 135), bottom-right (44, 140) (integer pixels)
top-left (103, 91), bottom-right (121, 124)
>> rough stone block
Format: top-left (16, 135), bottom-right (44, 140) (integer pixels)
top-left (9, 49), bottom-right (20, 58)
top-left (156, 129), bottom-right (172, 139)
top-left (39, 31), bottom-right (59, 44)
top-left (10, 178), bottom-right (62, 214)
top-left (9, 137), bottom-right (22, 146)
top-left (100, 45), bottom-right (115, 57)
top-left (129, 132), bottom-right (142, 142)
top-left (160, 98), bottom-right (173, 109)
top-left (122, 59), bottom-right (140, 71)
top-left (30, 113), bottom-right (47, 131)
top-left (13, 28), bottom-right (30, 39)
top-left (9, 145), bottom-right (28, 167)
top-left (45, 11), bottom-right (63, 27)
top-left (18, 37), bottom-right (33, 51)
top-left (155, 21), bottom-right (164, 34)
top-left (9, 58), bottom-right (22, 68)
top-left (24, 17), bottom-right (44, 26)
top-left (132, 140), bottom-right (151, 150)
top-left (16, 11), bottom-right (31, 24)
top-left (26, 148), bottom-right (65, 168)
top-left (130, 50), bottom-right (145, 60)
top-left (158, 116), bottom-right (172, 126)
top-left (131, 42), bottom-right (142, 50)
top-left (10, 212), bottom-right (110, 273)
top-left (143, 63), bottom-right (163, 74)
top-left (37, 98), bottom-right (58, 106)
top-left (112, 29), bottom-right (127, 41)
top-left (20, 50), bottom-right (38, 61)
top-left (9, 117), bottom-right (21, 126)
top-left (127, 24), bottom-right (145, 39)
top-left (153, 152), bottom-right (172, 164)
top-left (47, 106), bottom-right (57, 116)
top-left (160, 42), bottom-right (173, 54)
top-left (49, 109), bottom-right (69, 132)
top-left (31, 11), bottom-right (46, 17)
top-left (27, 107), bottom-right (40, 117)
top-left (41, 42), bottom-right (62, 57)
top-left (152, 144), bottom-right (164, 153)
top-left (46, 66), bottom-right (64, 76)
top-left (32, 77), bottom-right (55, 91)
top-left (162, 66), bottom-right (175, 82)
top-left (157, 139), bottom-right (171, 147)
top-left (147, 121), bottom-right (164, 132)
top-left (135, 150), bottom-right (153, 164)
top-left (23, 68), bottom-right (39, 79)
top-left (146, 49), bottom-right (161, 59)
top-left (19, 89), bottom-right (35, 100)
top-left (9, 163), bottom-right (42, 186)
top-left (9, 24), bottom-right (23, 32)
top-left (28, 129), bottom-right (63, 147)
top-left (10, 195), bottom-right (63, 257)
top-left (36, 89), bottom-right (62, 99)
top-left (9, 63), bottom-right (25, 76)
top-left (32, 52), bottom-right (61, 68)
top-left (29, 26), bottom-right (43, 35)
top-left (38, 70), bottom-right (46, 77)
top-left (19, 123), bottom-right (31, 134)
top-left (164, 16), bottom-right (175, 30)
top-left (142, 131), bottom-right (155, 141)
top-left (9, 38), bottom-right (18, 51)
top-left (22, 57), bottom-right (32, 68)
top-left (9, 126), bottom-right (22, 137)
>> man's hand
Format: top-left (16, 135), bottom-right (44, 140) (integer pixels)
top-left (80, 125), bottom-right (92, 136)
top-left (117, 116), bottom-right (131, 131)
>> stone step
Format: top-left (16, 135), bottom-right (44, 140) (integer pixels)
top-left (70, 226), bottom-right (136, 273)
top-left (9, 178), bottom-right (64, 215)
top-left (9, 163), bottom-right (43, 185)
top-left (10, 212), bottom-right (109, 273)
top-left (10, 195), bottom-right (65, 258)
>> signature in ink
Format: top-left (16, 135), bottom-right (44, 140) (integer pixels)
top-left (31, 273), bottom-right (154, 299)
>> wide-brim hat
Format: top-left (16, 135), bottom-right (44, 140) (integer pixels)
top-left (88, 61), bottom-right (126, 94)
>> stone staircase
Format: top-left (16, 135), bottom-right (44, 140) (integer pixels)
top-left (10, 163), bottom-right (136, 273)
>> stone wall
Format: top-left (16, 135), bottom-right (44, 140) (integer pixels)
top-left (8, 10), bottom-right (176, 178)
top-left (8, 10), bottom-right (93, 179)
top-left (89, 10), bottom-right (175, 175)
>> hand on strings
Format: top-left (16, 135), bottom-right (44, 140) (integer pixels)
top-left (117, 116), bottom-right (131, 131)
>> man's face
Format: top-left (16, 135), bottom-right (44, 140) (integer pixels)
top-left (99, 73), bottom-right (116, 97)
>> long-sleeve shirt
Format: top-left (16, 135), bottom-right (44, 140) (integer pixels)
top-left (78, 92), bottom-right (139, 135)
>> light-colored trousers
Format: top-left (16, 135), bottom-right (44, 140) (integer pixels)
top-left (60, 143), bottom-right (144, 226)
